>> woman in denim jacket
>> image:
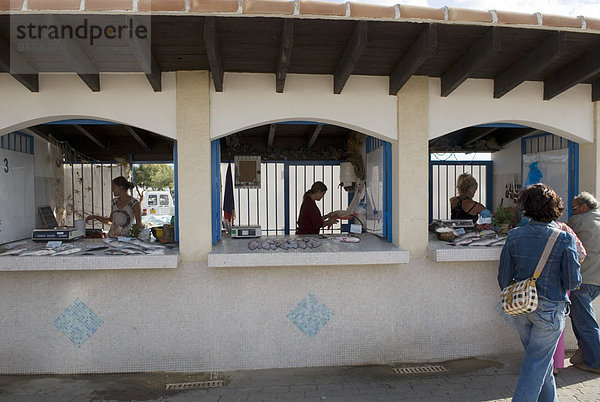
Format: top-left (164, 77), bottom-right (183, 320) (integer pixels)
top-left (497, 184), bottom-right (581, 402)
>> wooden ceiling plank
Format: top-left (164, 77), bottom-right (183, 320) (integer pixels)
top-left (276, 19), bottom-right (294, 93)
top-left (125, 126), bottom-right (151, 150)
top-left (267, 124), bottom-right (277, 148)
top-left (0, 37), bottom-right (39, 92)
top-left (544, 50), bottom-right (600, 100)
top-left (494, 32), bottom-right (566, 99)
top-left (46, 16), bottom-right (100, 92)
top-left (74, 125), bottom-right (108, 150)
top-left (389, 24), bottom-right (437, 95)
top-left (334, 21), bottom-right (368, 94)
top-left (441, 27), bottom-right (501, 97)
top-left (307, 124), bottom-right (324, 148)
top-left (462, 127), bottom-right (498, 146)
top-left (204, 16), bottom-right (224, 92)
top-left (496, 128), bottom-right (542, 146)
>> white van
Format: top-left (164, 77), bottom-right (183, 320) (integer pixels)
top-left (142, 190), bottom-right (175, 216)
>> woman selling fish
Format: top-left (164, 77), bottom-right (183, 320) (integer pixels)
top-left (449, 173), bottom-right (486, 223)
top-left (86, 176), bottom-right (143, 237)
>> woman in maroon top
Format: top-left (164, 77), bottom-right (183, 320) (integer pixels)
top-left (296, 181), bottom-right (338, 234)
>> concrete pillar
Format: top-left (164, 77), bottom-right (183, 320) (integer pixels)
top-left (579, 102), bottom-right (600, 197)
top-left (394, 76), bottom-right (429, 256)
top-left (176, 71), bottom-right (211, 262)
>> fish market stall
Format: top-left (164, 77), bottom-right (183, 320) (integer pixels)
top-left (0, 237), bottom-right (179, 271)
top-left (209, 233), bottom-right (409, 267)
top-left (428, 231), bottom-right (506, 262)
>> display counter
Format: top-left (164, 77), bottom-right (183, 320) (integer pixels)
top-left (428, 233), bottom-right (504, 262)
top-left (209, 233), bottom-right (409, 268)
top-left (0, 238), bottom-right (179, 271)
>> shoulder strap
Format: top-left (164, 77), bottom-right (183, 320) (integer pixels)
top-left (532, 229), bottom-right (561, 279)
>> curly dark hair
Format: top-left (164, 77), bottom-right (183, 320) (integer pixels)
top-left (517, 183), bottom-right (563, 222)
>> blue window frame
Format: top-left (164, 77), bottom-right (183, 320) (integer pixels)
top-left (211, 136), bottom-right (393, 244)
top-left (0, 132), bottom-right (34, 154)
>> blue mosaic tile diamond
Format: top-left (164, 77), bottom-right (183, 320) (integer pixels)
top-left (54, 299), bottom-right (104, 347)
top-left (287, 293), bottom-right (333, 338)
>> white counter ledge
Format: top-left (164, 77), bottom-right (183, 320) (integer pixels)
top-left (209, 233), bottom-right (409, 268)
top-left (428, 234), bottom-right (503, 262)
top-left (0, 239), bottom-right (179, 271)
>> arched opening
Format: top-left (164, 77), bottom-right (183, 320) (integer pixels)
top-left (211, 120), bottom-right (393, 244)
top-left (428, 123), bottom-right (579, 227)
top-left (0, 118), bottom-right (178, 245)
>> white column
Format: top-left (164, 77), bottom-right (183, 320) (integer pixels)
top-left (393, 76), bottom-right (429, 256)
top-left (176, 71), bottom-right (211, 261)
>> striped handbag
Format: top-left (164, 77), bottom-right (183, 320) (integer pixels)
top-left (500, 229), bottom-right (560, 316)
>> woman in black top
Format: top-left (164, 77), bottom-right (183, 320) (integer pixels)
top-left (449, 173), bottom-right (485, 222)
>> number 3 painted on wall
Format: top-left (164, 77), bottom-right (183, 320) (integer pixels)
top-left (3, 158), bottom-right (8, 173)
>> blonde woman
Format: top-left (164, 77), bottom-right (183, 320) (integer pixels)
top-left (449, 173), bottom-right (485, 222)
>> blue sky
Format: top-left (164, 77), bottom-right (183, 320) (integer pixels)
top-left (329, 0), bottom-right (600, 18)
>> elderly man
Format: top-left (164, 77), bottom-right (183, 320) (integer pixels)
top-left (569, 192), bottom-right (600, 373)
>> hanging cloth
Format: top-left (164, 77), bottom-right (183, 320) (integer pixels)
top-left (525, 161), bottom-right (543, 186)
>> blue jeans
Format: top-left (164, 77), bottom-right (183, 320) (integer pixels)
top-left (569, 283), bottom-right (600, 368)
top-left (497, 299), bottom-right (566, 402)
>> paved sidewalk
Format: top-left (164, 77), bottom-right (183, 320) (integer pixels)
top-left (1, 352), bottom-right (600, 401)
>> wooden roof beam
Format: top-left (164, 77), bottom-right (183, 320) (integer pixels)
top-left (544, 49), bottom-right (600, 100)
top-left (334, 21), bottom-right (368, 94)
top-left (592, 78), bottom-right (600, 102)
top-left (307, 124), bottom-right (323, 148)
top-left (389, 24), bottom-right (437, 95)
top-left (74, 125), bottom-right (108, 150)
top-left (267, 124), bottom-right (277, 148)
top-left (204, 16), bottom-right (224, 92)
top-left (0, 37), bottom-right (39, 92)
top-left (494, 32), bottom-right (566, 99)
top-left (441, 27), bottom-right (501, 97)
top-left (125, 126), bottom-right (151, 150)
top-left (276, 19), bottom-right (294, 93)
top-left (128, 16), bottom-right (161, 92)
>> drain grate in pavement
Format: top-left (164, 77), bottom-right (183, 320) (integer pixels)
top-left (393, 365), bottom-right (447, 375)
top-left (165, 380), bottom-right (224, 390)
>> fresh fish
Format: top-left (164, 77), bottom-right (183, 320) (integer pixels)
top-left (129, 238), bottom-right (166, 249)
top-left (105, 249), bottom-right (127, 255)
top-left (452, 238), bottom-right (478, 246)
top-left (20, 249), bottom-right (55, 256)
top-left (0, 248), bottom-right (28, 256)
top-left (248, 240), bottom-right (259, 250)
top-left (451, 232), bottom-right (480, 243)
top-left (487, 238), bottom-right (507, 247)
top-left (53, 248), bottom-right (82, 255)
top-left (122, 247), bottom-right (146, 254)
top-left (469, 238), bottom-right (499, 246)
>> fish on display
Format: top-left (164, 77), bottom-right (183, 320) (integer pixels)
top-left (53, 248), bottom-right (82, 256)
top-left (0, 248), bottom-right (28, 256)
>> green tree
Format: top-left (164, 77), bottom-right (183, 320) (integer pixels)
top-left (132, 164), bottom-right (174, 201)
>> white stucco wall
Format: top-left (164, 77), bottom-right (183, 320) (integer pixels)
top-left (3, 256), bottom-right (578, 374)
top-left (0, 73), bottom-right (177, 139)
top-left (428, 78), bottom-right (593, 143)
top-left (0, 72), bottom-right (597, 374)
top-left (210, 73), bottom-right (398, 141)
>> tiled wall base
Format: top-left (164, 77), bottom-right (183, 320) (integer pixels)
top-left (0, 258), bottom-right (584, 374)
